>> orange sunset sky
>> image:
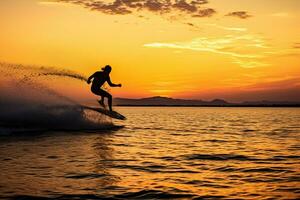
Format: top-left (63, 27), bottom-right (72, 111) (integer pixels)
top-left (0, 0), bottom-right (300, 102)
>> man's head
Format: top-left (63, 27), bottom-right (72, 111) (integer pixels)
top-left (102, 65), bottom-right (112, 73)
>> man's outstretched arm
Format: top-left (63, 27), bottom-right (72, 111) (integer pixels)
top-left (87, 73), bottom-right (95, 84)
top-left (107, 77), bottom-right (121, 87)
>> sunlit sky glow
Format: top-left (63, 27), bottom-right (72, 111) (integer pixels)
top-left (0, 0), bottom-right (300, 101)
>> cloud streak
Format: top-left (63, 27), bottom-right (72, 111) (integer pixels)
top-left (205, 23), bottom-right (247, 32)
top-left (144, 34), bottom-right (272, 68)
top-left (196, 76), bottom-right (300, 102)
top-left (293, 42), bottom-right (300, 49)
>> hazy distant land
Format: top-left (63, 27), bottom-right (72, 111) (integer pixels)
top-left (114, 96), bottom-right (300, 107)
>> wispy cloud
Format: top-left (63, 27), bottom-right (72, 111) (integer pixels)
top-left (144, 34), bottom-right (272, 68)
top-left (38, 1), bottom-right (69, 6)
top-left (293, 42), bottom-right (300, 49)
top-left (270, 12), bottom-right (290, 18)
top-left (197, 76), bottom-right (300, 102)
top-left (53, 0), bottom-right (217, 17)
top-left (226, 11), bottom-right (252, 19)
top-left (192, 8), bottom-right (216, 17)
top-left (205, 23), bottom-right (247, 32)
top-left (231, 58), bottom-right (270, 68)
top-left (244, 76), bottom-right (300, 91)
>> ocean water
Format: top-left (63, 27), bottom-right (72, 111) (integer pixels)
top-left (0, 107), bottom-right (299, 200)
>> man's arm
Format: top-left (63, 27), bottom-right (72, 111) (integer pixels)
top-left (87, 73), bottom-right (95, 84)
top-left (107, 76), bottom-right (121, 87)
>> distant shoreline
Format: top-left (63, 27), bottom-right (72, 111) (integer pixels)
top-left (116, 104), bottom-right (300, 107)
top-left (113, 96), bottom-right (300, 108)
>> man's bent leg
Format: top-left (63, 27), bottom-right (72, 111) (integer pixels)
top-left (107, 95), bottom-right (113, 112)
top-left (92, 88), bottom-right (110, 108)
top-left (97, 89), bottom-right (113, 111)
top-left (98, 96), bottom-right (105, 107)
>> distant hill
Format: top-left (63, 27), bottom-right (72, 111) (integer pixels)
top-left (113, 96), bottom-right (300, 107)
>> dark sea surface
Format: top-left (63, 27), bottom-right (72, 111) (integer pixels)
top-left (0, 107), bottom-right (299, 200)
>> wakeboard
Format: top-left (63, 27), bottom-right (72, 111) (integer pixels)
top-left (82, 106), bottom-right (126, 120)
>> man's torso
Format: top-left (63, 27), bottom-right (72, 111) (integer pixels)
top-left (91, 71), bottom-right (108, 89)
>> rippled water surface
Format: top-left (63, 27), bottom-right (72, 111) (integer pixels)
top-left (1, 107), bottom-right (300, 199)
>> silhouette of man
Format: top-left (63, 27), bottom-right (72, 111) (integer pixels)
top-left (87, 65), bottom-right (121, 111)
